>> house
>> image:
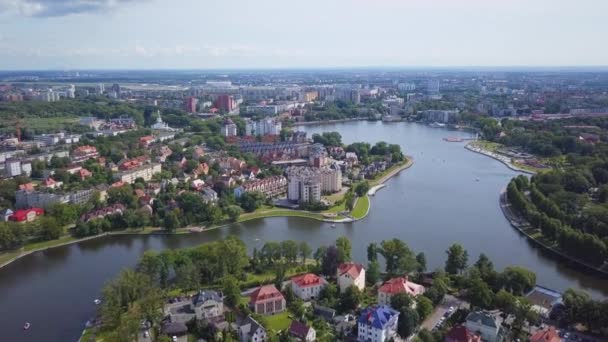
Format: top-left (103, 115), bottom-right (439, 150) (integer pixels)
top-left (337, 262), bottom-right (366, 293)
top-left (525, 286), bottom-right (563, 317)
top-left (357, 305), bottom-right (400, 342)
top-left (139, 135), bottom-right (156, 147)
top-left (529, 326), bottom-right (561, 342)
top-left (464, 311), bottom-right (504, 342)
top-left (43, 177), bottom-right (62, 189)
top-left (191, 179), bottom-right (205, 191)
top-left (238, 316), bottom-right (267, 342)
top-left (290, 273), bottom-right (328, 300)
top-left (190, 290), bottom-right (224, 320)
top-left (19, 183), bottom-right (36, 191)
top-left (78, 168), bottom-right (92, 180)
top-left (80, 204), bottom-right (125, 222)
top-left (288, 321), bottom-right (316, 342)
top-left (9, 208), bottom-right (44, 222)
top-left (313, 304), bottom-right (336, 321)
top-left (377, 276), bottom-right (425, 306)
top-left (201, 187), bottom-right (218, 203)
top-left (445, 325), bottom-right (482, 342)
top-left (71, 145), bottom-right (99, 163)
top-left (234, 176), bottom-right (287, 198)
top-left (249, 284), bottom-right (286, 315)
top-left (161, 321), bottom-right (187, 338)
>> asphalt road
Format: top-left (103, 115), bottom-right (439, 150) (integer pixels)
top-left (420, 295), bottom-right (469, 332)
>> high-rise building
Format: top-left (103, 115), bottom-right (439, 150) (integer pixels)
top-left (244, 118), bottom-right (282, 136)
top-left (67, 85), bottom-right (76, 98)
top-left (215, 94), bottom-right (236, 113)
top-left (111, 83), bottom-right (121, 94)
top-left (185, 96), bottom-right (198, 113)
top-left (96, 83), bottom-right (105, 94)
top-left (427, 80), bottom-right (440, 94)
top-left (222, 118), bottom-right (238, 137)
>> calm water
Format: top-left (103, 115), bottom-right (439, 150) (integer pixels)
top-left (1, 121), bottom-right (606, 342)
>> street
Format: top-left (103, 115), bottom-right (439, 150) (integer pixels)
top-left (420, 295), bottom-right (469, 332)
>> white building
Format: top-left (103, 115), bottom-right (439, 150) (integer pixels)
top-left (238, 316), bottom-right (268, 342)
top-left (286, 166), bottom-right (342, 204)
top-left (357, 305), bottom-right (400, 342)
top-left (113, 164), bottom-right (162, 184)
top-left (5, 159), bottom-right (23, 177)
top-left (377, 276), bottom-right (426, 306)
top-left (337, 263), bottom-right (366, 293)
top-left (464, 311), bottom-right (504, 342)
top-left (222, 118), bottom-right (238, 137)
top-left (245, 118), bottom-right (282, 136)
top-left (290, 273), bottom-right (328, 301)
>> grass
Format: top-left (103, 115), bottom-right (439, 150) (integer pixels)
top-left (264, 311), bottom-right (292, 332)
top-left (369, 159), bottom-right (410, 186)
top-left (471, 140), bottom-right (502, 152)
top-left (0, 235), bottom-right (79, 265)
top-left (237, 208), bottom-right (327, 222)
top-left (351, 195), bottom-right (370, 219)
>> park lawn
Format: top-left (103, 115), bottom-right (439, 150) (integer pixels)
top-left (351, 195), bottom-right (370, 219)
top-left (369, 160), bottom-right (408, 186)
top-left (324, 202), bottom-right (346, 214)
top-left (23, 116), bottom-right (81, 132)
top-left (237, 208), bottom-right (326, 222)
top-left (264, 311), bottom-right (292, 332)
top-left (472, 140), bottom-right (503, 152)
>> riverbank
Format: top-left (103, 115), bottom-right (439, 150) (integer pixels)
top-left (465, 142), bottom-right (537, 175)
top-left (292, 117), bottom-right (367, 126)
top-left (499, 191), bottom-right (608, 277)
top-left (0, 158), bottom-right (415, 270)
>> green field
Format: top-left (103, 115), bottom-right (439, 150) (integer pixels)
top-left (351, 195), bottom-right (370, 219)
top-left (264, 311), bottom-right (292, 332)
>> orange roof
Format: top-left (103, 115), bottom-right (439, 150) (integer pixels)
top-left (19, 183), bottom-right (35, 191)
top-left (250, 285), bottom-right (284, 304)
top-left (378, 277), bottom-right (425, 296)
top-left (530, 327), bottom-right (561, 342)
top-left (291, 273), bottom-right (326, 288)
top-left (338, 263), bottom-right (364, 279)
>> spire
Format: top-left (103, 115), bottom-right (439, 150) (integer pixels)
top-left (156, 110), bottom-right (163, 123)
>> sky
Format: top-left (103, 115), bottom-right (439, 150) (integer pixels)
top-left (0, 0), bottom-right (607, 70)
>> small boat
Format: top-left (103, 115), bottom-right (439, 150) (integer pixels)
top-left (23, 322), bottom-right (31, 330)
top-left (330, 223), bottom-right (336, 228)
top-left (475, 178), bottom-right (480, 182)
top-left (94, 299), bottom-right (101, 305)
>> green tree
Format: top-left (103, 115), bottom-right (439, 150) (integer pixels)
top-left (416, 252), bottom-right (427, 273)
top-left (298, 241), bottom-right (312, 264)
top-left (416, 296), bottom-right (434, 320)
top-left (163, 210), bottom-right (180, 233)
top-left (445, 243), bottom-right (468, 275)
top-left (335, 236), bottom-right (352, 263)
top-left (39, 217), bottom-right (63, 240)
top-left (339, 285), bottom-right (362, 312)
top-left (224, 205), bottom-right (243, 222)
top-left (500, 266), bottom-right (536, 296)
top-left (367, 260), bottom-right (381, 285)
top-left (380, 238), bottom-right (418, 275)
top-left (367, 242), bottom-right (379, 262)
top-left (396, 306), bottom-right (419, 338)
top-left (468, 277), bottom-right (494, 309)
top-left (222, 276), bottom-right (241, 308)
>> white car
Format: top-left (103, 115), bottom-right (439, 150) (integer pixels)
top-left (172, 336), bottom-right (178, 342)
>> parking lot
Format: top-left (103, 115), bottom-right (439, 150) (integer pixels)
top-left (420, 295), bottom-right (468, 332)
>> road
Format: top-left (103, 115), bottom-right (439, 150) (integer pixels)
top-left (420, 295), bottom-right (469, 332)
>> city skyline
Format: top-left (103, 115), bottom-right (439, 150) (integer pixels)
top-left (0, 0), bottom-right (607, 70)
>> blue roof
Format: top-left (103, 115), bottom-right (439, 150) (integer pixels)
top-left (358, 305), bottom-right (400, 330)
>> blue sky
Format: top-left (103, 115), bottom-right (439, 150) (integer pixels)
top-left (0, 0), bottom-right (607, 69)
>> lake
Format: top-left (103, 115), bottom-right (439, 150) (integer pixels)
top-left (0, 121), bottom-right (606, 342)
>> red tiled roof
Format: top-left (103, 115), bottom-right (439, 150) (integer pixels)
top-left (378, 276), bottom-right (425, 296)
top-left (530, 327), bottom-right (561, 342)
top-left (338, 263), bottom-right (364, 279)
top-left (19, 183), bottom-right (35, 191)
top-left (291, 273), bottom-right (325, 288)
top-left (249, 285), bottom-right (284, 304)
top-left (446, 325), bottom-right (481, 342)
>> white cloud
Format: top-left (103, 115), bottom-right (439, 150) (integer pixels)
top-left (0, 0), bottom-right (147, 17)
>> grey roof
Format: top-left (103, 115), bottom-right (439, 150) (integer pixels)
top-left (466, 311), bottom-right (499, 328)
top-left (241, 316), bottom-right (265, 338)
top-left (314, 304), bottom-right (336, 321)
top-left (161, 321), bottom-right (188, 335)
top-left (192, 290), bottom-right (222, 307)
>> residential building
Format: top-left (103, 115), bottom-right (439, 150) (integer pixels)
top-left (529, 326), bottom-right (561, 342)
top-left (71, 145), bottom-right (100, 163)
top-left (245, 118), bottom-right (282, 136)
top-left (113, 163), bottom-right (162, 184)
top-left (290, 273), bottom-right (328, 301)
top-left (464, 311), bottom-right (504, 342)
top-left (190, 290), bottom-right (224, 320)
top-left (337, 263), bottom-right (366, 293)
top-left (201, 187), bottom-right (218, 203)
top-left (420, 110), bottom-right (459, 123)
top-left (151, 111), bottom-right (178, 132)
top-left (185, 96), bottom-right (198, 113)
top-left (9, 208), bottom-right (44, 222)
top-left (357, 305), bottom-right (400, 342)
top-left (288, 321), bottom-right (316, 342)
top-left (1, 209), bottom-right (14, 221)
top-left (5, 158), bottom-right (23, 177)
top-left (377, 276), bottom-right (425, 306)
top-left (238, 316), bottom-right (267, 342)
top-left (445, 325), bottom-right (482, 342)
top-left (249, 285), bottom-right (286, 315)
top-left (16, 189), bottom-right (93, 209)
top-left (525, 286), bottom-right (563, 317)
top-left (234, 176), bottom-right (287, 199)
top-left (222, 117), bottom-right (238, 137)
top-left (80, 204), bottom-right (126, 222)
top-left (287, 166), bottom-right (342, 204)
top-left (215, 94), bottom-right (237, 113)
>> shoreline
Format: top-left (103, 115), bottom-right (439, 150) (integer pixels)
top-left (499, 191), bottom-right (608, 277)
top-left (0, 158), bottom-right (415, 270)
top-left (464, 142), bottom-right (536, 175)
top-left (292, 117), bottom-right (367, 126)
